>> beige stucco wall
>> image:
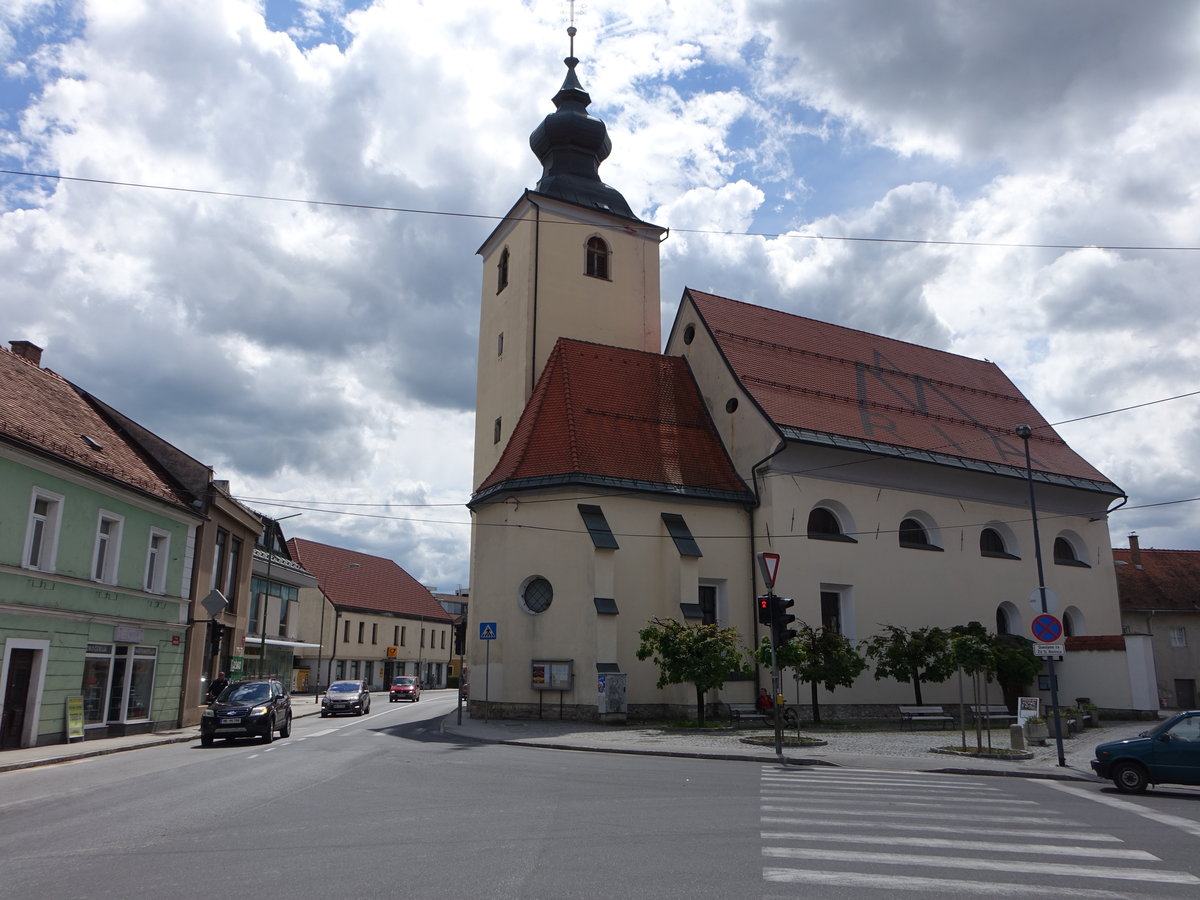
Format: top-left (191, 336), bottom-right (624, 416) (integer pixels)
top-left (468, 490), bottom-right (754, 715)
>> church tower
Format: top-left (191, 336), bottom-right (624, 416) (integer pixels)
top-left (472, 27), bottom-right (667, 489)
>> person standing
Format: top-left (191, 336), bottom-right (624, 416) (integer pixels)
top-left (207, 672), bottom-right (229, 702)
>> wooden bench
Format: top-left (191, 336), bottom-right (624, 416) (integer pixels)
top-left (899, 705), bottom-right (952, 729)
top-left (968, 704), bottom-right (1018, 726)
top-left (726, 702), bottom-right (798, 728)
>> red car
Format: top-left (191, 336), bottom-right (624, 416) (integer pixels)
top-left (389, 676), bottom-right (421, 702)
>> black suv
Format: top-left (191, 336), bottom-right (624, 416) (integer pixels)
top-left (200, 679), bottom-right (291, 746)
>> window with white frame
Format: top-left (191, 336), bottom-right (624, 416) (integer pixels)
top-left (24, 488), bottom-right (64, 571)
top-left (144, 528), bottom-right (170, 593)
top-left (92, 511), bottom-right (123, 583)
top-left (1170, 627), bottom-right (1187, 648)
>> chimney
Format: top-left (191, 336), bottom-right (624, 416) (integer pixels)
top-left (1129, 532), bottom-right (1142, 569)
top-left (9, 340), bottom-right (44, 366)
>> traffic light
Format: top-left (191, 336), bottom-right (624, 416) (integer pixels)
top-left (453, 620), bottom-right (467, 656)
top-left (756, 595), bottom-right (772, 626)
top-left (771, 596), bottom-right (796, 646)
top-left (208, 622), bottom-right (223, 660)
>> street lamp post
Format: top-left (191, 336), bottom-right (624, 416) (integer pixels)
top-left (1016, 424), bottom-right (1067, 767)
top-left (315, 563), bottom-right (360, 703)
top-left (258, 512), bottom-right (302, 678)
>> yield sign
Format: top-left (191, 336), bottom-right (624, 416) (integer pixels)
top-left (1031, 614), bottom-right (1063, 643)
top-left (757, 552), bottom-right (781, 588)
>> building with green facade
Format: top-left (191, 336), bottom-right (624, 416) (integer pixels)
top-left (0, 341), bottom-right (203, 748)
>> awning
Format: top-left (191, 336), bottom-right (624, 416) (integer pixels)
top-left (244, 638), bottom-right (321, 651)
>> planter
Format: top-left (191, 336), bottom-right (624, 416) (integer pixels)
top-left (1024, 721), bottom-right (1049, 745)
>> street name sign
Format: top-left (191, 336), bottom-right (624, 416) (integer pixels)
top-left (1034, 643), bottom-right (1065, 657)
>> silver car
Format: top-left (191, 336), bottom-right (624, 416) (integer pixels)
top-left (321, 679), bottom-right (371, 717)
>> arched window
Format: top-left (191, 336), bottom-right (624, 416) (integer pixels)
top-left (496, 247), bottom-right (509, 293)
top-left (996, 607), bottom-right (1011, 635)
top-left (585, 236), bottom-right (610, 279)
top-left (1054, 536), bottom-right (1089, 567)
top-left (980, 527), bottom-right (1018, 559)
top-left (898, 517), bottom-right (941, 550)
top-left (806, 506), bottom-right (857, 543)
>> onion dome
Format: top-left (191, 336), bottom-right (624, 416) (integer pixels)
top-left (528, 34), bottom-right (637, 220)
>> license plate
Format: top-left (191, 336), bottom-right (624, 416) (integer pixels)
top-left (220, 718), bottom-right (239, 725)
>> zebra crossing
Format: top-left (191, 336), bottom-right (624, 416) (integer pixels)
top-left (759, 766), bottom-right (1200, 897)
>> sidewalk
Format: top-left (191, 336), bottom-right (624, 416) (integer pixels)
top-left (440, 710), bottom-right (1142, 781)
top-left (2, 692), bottom-right (1152, 781)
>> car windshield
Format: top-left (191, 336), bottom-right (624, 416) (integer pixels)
top-left (329, 682), bottom-right (360, 693)
top-left (226, 684), bottom-right (270, 703)
top-left (393, 678), bottom-right (416, 686)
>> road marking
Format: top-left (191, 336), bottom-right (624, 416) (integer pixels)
top-left (760, 831), bottom-right (1154, 859)
top-left (760, 816), bottom-right (1121, 842)
top-left (1044, 781), bottom-right (1200, 838)
top-left (761, 847), bottom-right (1199, 885)
top-left (763, 868), bottom-right (1154, 897)
top-left (760, 804), bottom-right (1071, 824)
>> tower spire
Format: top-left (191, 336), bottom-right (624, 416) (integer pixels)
top-left (528, 18), bottom-right (638, 220)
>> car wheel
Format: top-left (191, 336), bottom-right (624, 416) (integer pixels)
top-left (262, 717), bottom-right (274, 743)
top-left (279, 713), bottom-right (291, 738)
top-left (320, 711), bottom-right (328, 718)
top-left (1112, 761), bottom-right (1149, 794)
top-left (201, 733), bottom-right (213, 748)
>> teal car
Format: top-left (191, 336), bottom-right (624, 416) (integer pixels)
top-left (1091, 711), bottom-right (1200, 793)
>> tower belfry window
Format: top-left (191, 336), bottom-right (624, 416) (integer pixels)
top-left (497, 247), bottom-right (509, 293)
top-left (585, 236), bottom-right (610, 280)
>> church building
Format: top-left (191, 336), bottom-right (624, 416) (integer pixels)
top-left (465, 35), bottom-right (1156, 720)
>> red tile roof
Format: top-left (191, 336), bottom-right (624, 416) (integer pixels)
top-left (1113, 547), bottom-right (1200, 612)
top-left (288, 537), bottom-right (452, 622)
top-left (0, 344), bottom-right (192, 507)
top-left (687, 290), bottom-right (1116, 488)
top-left (475, 338), bottom-right (752, 501)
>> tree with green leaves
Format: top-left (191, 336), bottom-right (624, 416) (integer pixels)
top-left (636, 617), bottom-right (752, 726)
top-left (860, 624), bottom-right (955, 704)
top-left (758, 623), bottom-right (867, 725)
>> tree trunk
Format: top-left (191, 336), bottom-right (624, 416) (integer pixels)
top-left (810, 679), bottom-right (821, 725)
top-left (696, 685), bottom-right (705, 727)
top-left (912, 666), bottom-right (924, 705)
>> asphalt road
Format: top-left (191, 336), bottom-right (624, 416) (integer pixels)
top-left (2, 694), bottom-right (1199, 899)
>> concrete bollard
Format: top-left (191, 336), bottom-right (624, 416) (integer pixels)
top-left (1010, 723), bottom-right (1026, 751)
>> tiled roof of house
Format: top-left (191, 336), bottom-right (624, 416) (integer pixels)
top-left (474, 338), bottom-right (752, 503)
top-left (687, 290), bottom-right (1117, 489)
top-left (1113, 547), bottom-right (1200, 612)
top-left (287, 537), bottom-right (453, 622)
top-left (0, 344), bottom-right (192, 508)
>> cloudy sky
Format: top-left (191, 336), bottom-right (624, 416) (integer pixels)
top-left (2, 0), bottom-right (1197, 589)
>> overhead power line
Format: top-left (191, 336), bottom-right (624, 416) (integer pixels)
top-left (4, 167), bottom-right (1200, 253)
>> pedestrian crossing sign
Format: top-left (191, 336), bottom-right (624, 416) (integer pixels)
top-left (479, 622), bottom-right (497, 640)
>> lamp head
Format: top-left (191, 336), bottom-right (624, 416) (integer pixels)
top-left (1015, 424), bottom-right (1032, 440)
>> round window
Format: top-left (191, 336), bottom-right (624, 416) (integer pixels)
top-left (520, 576), bottom-right (554, 614)
top-left (725, 397), bottom-right (739, 413)
top-left (683, 324), bottom-right (695, 345)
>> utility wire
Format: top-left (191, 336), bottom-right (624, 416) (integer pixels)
top-left (4, 167), bottom-right (1200, 252)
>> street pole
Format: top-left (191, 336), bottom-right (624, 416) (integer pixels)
top-left (1016, 424), bottom-right (1067, 767)
top-left (767, 588), bottom-right (783, 760)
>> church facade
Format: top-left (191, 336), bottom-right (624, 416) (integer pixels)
top-left (465, 42), bottom-right (1156, 720)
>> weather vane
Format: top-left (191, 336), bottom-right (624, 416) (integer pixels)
top-left (565, 0), bottom-right (586, 57)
